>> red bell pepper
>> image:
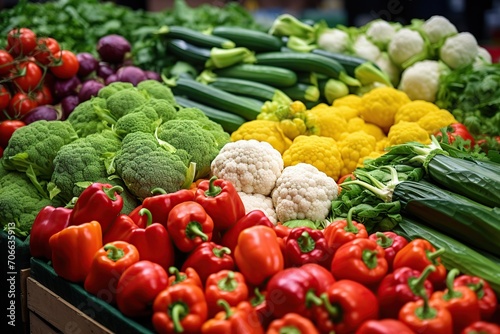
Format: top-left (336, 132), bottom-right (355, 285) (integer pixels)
top-left (127, 208), bottom-right (175, 271)
top-left (393, 238), bottom-right (447, 289)
top-left (205, 270), bottom-right (249, 317)
top-left (201, 300), bottom-right (264, 334)
top-left (368, 231), bottom-right (408, 271)
top-left (398, 296), bottom-right (453, 334)
top-left (30, 205), bottom-right (72, 260)
top-left (194, 176), bottom-right (245, 231)
top-left (454, 274), bottom-right (498, 321)
top-left (166, 201), bottom-right (214, 253)
top-left (461, 321), bottom-right (500, 334)
top-left (168, 266), bottom-right (203, 289)
top-left (312, 280), bottom-right (379, 334)
top-left (323, 207), bottom-right (368, 253)
top-left (266, 313), bottom-right (319, 334)
top-left (129, 188), bottom-right (194, 228)
top-left (265, 266), bottom-right (325, 319)
top-left (435, 123), bottom-right (475, 147)
top-left (116, 260), bottom-right (169, 317)
top-left (83, 241), bottom-right (140, 304)
top-left (49, 221), bottom-right (103, 283)
top-left (102, 213), bottom-right (137, 244)
top-left (300, 263), bottom-right (336, 294)
top-left (430, 269), bottom-right (481, 333)
top-left (181, 241), bottom-right (235, 286)
top-left (355, 319), bottom-right (415, 334)
top-left (220, 210), bottom-right (274, 254)
top-left (234, 225), bottom-right (284, 286)
top-left (250, 288), bottom-right (272, 329)
top-left (152, 283), bottom-right (208, 334)
top-left (330, 238), bottom-right (388, 287)
top-left (376, 265), bottom-right (436, 319)
top-left (69, 182), bottom-right (123, 233)
top-left (285, 226), bottom-right (332, 268)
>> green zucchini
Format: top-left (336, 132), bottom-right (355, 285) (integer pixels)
top-left (281, 83), bottom-right (320, 102)
top-left (167, 39), bottom-right (210, 66)
top-left (311, 48), bottom-right (370, 76)
top-left (214, 64), bottom-right (297, 87)
top-left (211, 26), bottom-right (283, 52)
top-left (393, 180), bottom-right (500, 257)
top-left (158, 25), bottom-right (235, 49)
top-left (169, 77), bottom-right (262, 121)
top-left (174, 95), bottom-right (245, 133)
top-left (393, 216), bottom-right (500, 295)
top-left (207, 77), bottom-right (282, 102)
top-left (255, 51), bottom-right (345, 79)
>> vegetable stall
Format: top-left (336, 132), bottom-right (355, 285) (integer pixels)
top-left (0, 0), bottom-right (499, 333)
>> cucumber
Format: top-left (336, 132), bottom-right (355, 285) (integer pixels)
top-left (214, 64), bottom-right (297, 87)
top-left (158, 25), bottom-right (235, 49)
top-left (169, 77), bottom-right (262, 121)
top-left (255, 51), bottom-right (345, 79)
top-left (281, 83), bottom-right (320, 102)
top-left (311, 49), bottom-right (371, 76)
top-left (211, 26), bottom-right (283, 52)
top-left (167, 39), bottom-right (210, 66)
top-left (207, 77), bottom-right (282, 102)
top-left (174, 95), bottom-right (245, 133)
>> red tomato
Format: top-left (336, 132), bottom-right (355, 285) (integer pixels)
top-left (8, 92), bottom-right (38, 119)
top-left (0, 85), bottom-right (10, 111)
top-left (12, 61), bottom-right (43, 92)
top-left (34, 37), bottom-right (61, 65)
top-left (34, 85), bottom-right (53, 105)
top-left (49, 50), bottom-right (79, 79)
top-left (0, 50), bottom-right (15, 76)
top-left (0, 120), bottom-right (26, 148)
top-left (7, 28), bottom-right (37, 57)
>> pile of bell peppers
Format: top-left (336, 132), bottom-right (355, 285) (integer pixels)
top-left (29, 178), bottom-right (500, 333)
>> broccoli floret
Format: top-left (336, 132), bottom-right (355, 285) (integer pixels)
top-left (0, 171), bottom-right (53, 237)
top-left (84, 130), bottom-right (122, 155)
top-left (157, 119), bottom-right (220, 180)
top-left (67, 97), bottom-right (114, 137)
top-left (174, 107), bottom-right (209, 121)
top-left (0, 159), bottom-right (8, 179)
top-left (2, 120), bottom-right (78, 179)
top-left (195, 118), bottom-right (231, 150)
top-left (113, 132), bottom-right (191, 200)
top-left (144, 99), bottom-right (177, 123)
top-left (106, 88), bottom-right (148, 120)
top-left (137, 80), bottom-right (176, 102)
top-left (98, 81), bottom-right (135, 100)
top-left (114, 109), bottom-right (162, 139)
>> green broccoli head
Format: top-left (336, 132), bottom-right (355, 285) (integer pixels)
top-left (67, 97), bottom-right (114, 138)
top-left (114, 109), bottom-right (162, 139)
top-left (98, 81), bottom-right (135, 100)
top-left (113, 132), bottom-right (190, 200)
top-left (2, 120), bottom-right (78, 179)
top-left (0, 159), bottom-right (8, 179)
top-left (174, 107), bottom-right (209, 121)
top-left (195, 118), bottom-right (231, 150)
top-left (137, 80), bottom-right (176, 103)
top-left (157, 119), bottom-right (220, 180)
top-left (0, 171), bottom-right (53, 237)
top-left (84, 130), bottom-right (122, 155)
top-left (106, 88), bottom-right (148, 120)
top-left (144, 99), bottom-right (177, 123)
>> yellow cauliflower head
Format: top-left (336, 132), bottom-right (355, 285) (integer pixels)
top-left (359, 86), bottom-right (411, 133)
top-left (333, 94), bottom-right (364, 111)
top-left (394, 100), bottom-right (440, 124)
top-left (338, 131), bottom-right (377, 176)
top-left (282, 135), bottom-right (344, 181)
top-left (417, 109), bottom-right (458, 134)
top-left (347, 117), bottom-right (385, 141)
top-left (306, 108), bottom-right (349, 140)
top-left (387, 121), bottom-right (431, 146)
top-left (230, 120), bottom-right (292, 154)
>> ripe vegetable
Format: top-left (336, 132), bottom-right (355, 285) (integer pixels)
top-left (49, 50), bottom-right (80, 79)
top-left (22, 105), bottom-right (59, 124)
top-left (11, 61), bottom-right (43, 91)
top-left (97, 34), bottom-right (131, 64)
top-left (388, 28), bottom-right (428, 69)
top-left (0, 119), bottom-right (25, 148)
top-left (7, 27), bottom-right (37, 56)
top-left (398, 60), bottom-right (448, 102)
top-left (439, 32), bottom-right (479, 70)
top-left (76, 52), bottom-right (99, 77)
top-left (78, 79), bottom-right (104, 102)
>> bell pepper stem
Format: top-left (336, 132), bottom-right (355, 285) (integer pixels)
top-left (139, 208), bottom-right (154, 227)
top-left (319, 293), bottom-right (339, 319)
top-left (104, 244), bottom-right (125, 261)
top-left (168, 267), bottom-right (186, 285)
top-left (217, 299), bottom-right (233, 320)
top-left (151, 187), bottom-right (168, 195)
top-left (212, 246), bottom-right (231, 258)
top-left (102, 185), bottom-right (123, 201)
top-left (305, 290), bottom-right (323, 308)
top-left (250, 288), bottom-right (265, 307)
top-left (186, 221), bottom-right (209, 241)
top-left (426, 247), bottom-right (445, 262)
top-left (361, 249), bottom-right (379, 269)
top-left (217, 271), bottom-right (238, 292)
top-left (408, 265), bottom-right (436, 297)
top-left (170, 302), bottom-right (188, 333)
top-left (375, 232), bottom-right (393, 248)
top-left (466, 281), bottom-right (484, 298)
top-left (415, 295), bottom-right (438, 320)
top-left (343, 207), bottom-right (359, 234)
top-left (298, 231), bottom-right (316, 253)
top-left (443, 268), bottom-right (463, 301)
top-left (279, 326), bottom-right (301, 334)
top-left (204, 175), bottom-right (222, 197)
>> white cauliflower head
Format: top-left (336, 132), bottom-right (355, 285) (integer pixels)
top-left (210, 139), bottom-right (284, 196)
top-left (439, 32), bottom-right (479, 70)
top-left (317, 28), bottom-right (350, 53)
top-left (271, 163), bottom-right (338, 223)
top-left (353, 35), bottom-right (381, 62)
top-left (398, 60), bottom-right (446, 102)
top-left (388, 28), bottom-right (427, 68)
top-left (422, 15), bottom-right (458, 44)
top-left (366, 19), bottom-right (397, 50)
top-left (237, 192), bottom-right (277, 225)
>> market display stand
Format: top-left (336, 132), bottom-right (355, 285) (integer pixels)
top-left (27, 258), bottom-right (155, 333)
